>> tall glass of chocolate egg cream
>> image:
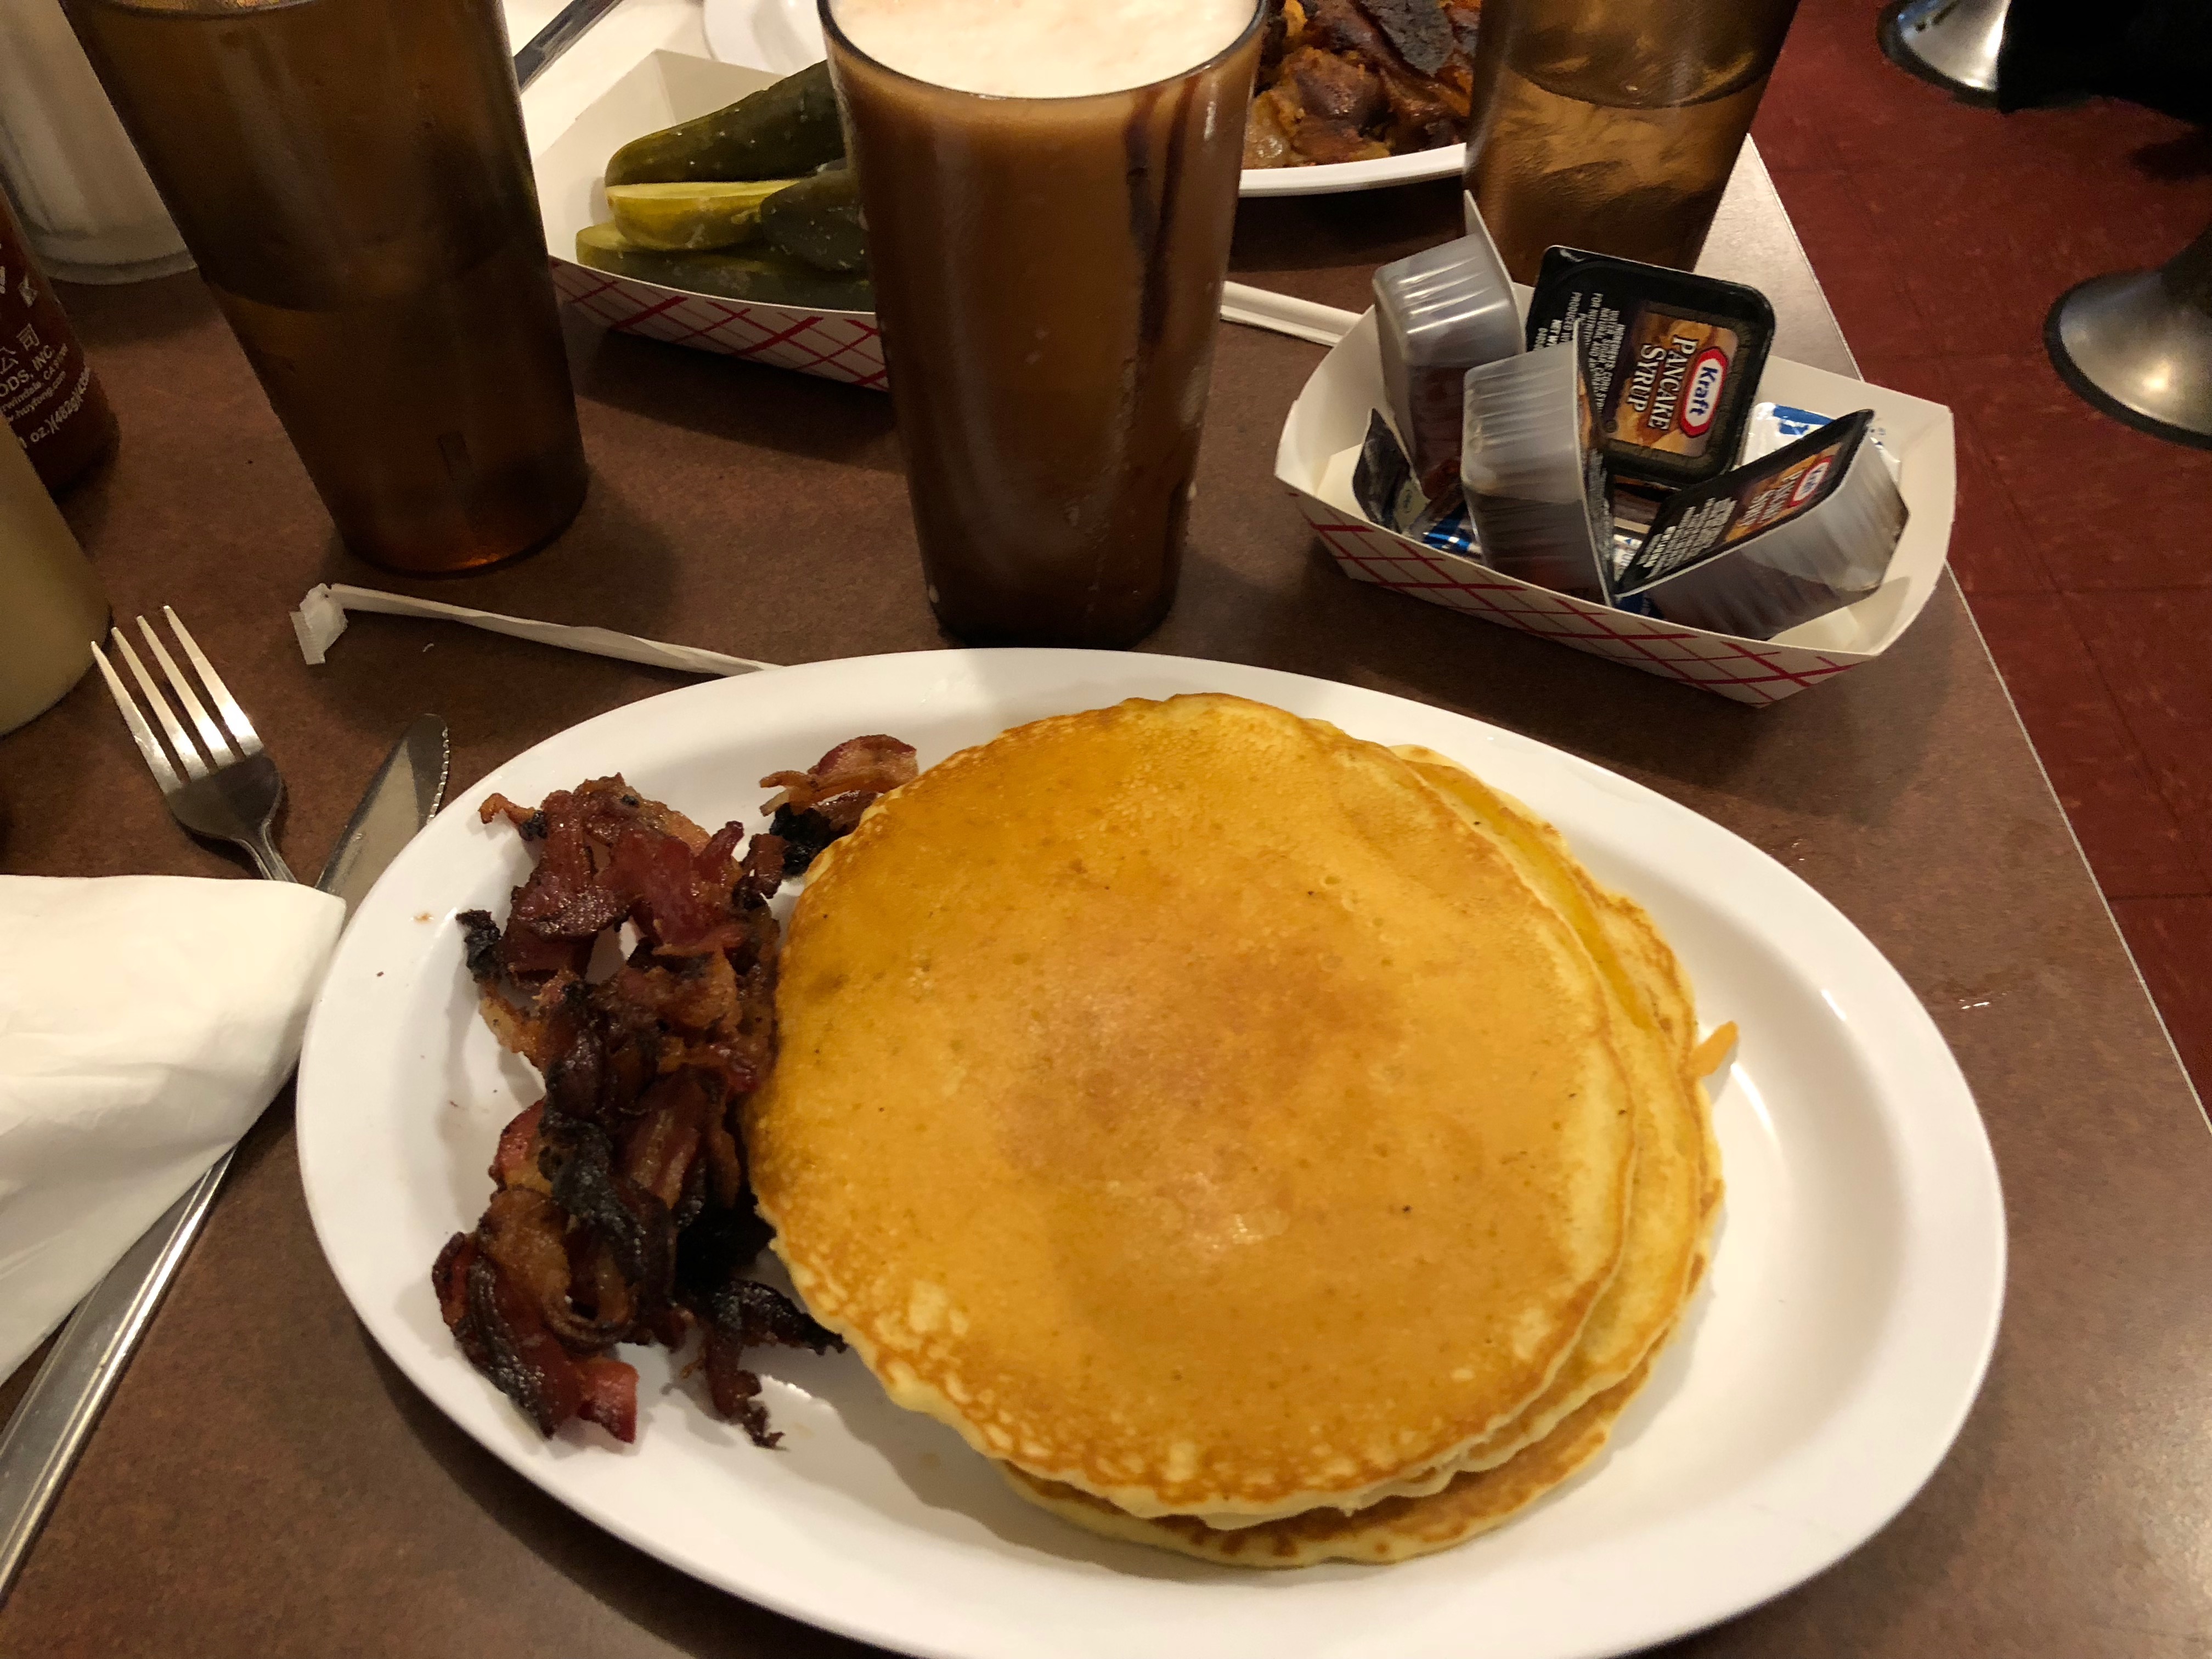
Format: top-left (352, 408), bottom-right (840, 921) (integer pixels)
top-left (823, 0), bottom-right (1266, 648)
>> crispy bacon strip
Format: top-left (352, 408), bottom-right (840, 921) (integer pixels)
top-left (1245, 0), bottom-right (1476, 168)
top-left (575, 1357), bottom-right (640, 1442)
top-left (489, 1101), bottom-right (548, 1192)
top-left (701, 1280), bottom-right (844, 1447)
top-left (759, 735), bottom-right (917, 814)
top-left (760, 736), bottom-right (917, 874)
top-left (433, 1232), bottom-right (635, 1440)
top-left (437, 744), bottom-right (907, 1447)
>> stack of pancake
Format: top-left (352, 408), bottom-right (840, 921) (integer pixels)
top-left (747, 695), bottom-right (1726, 1566)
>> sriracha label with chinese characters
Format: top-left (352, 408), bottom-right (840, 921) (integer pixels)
top-left (0, 191), bottom-right (118, 493)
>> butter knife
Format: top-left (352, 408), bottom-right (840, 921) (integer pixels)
top-left (0, 715), bottom-right (450, 1605)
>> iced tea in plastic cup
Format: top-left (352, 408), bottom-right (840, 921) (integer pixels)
top-left (65, 0), bottom-right (588, 573)
top-left (1463, 0), bottom-right (1802, 283)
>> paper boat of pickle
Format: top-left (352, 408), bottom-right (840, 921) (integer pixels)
top-left (1274, 311), bottom-right (1959, 705)
top-left (535, 51), bottom-right (886, 390)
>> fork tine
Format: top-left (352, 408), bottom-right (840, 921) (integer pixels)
top-left (110, 625), bottom-right (208, 782)
top-left (162, 607), bottom-right (262, 758)
top-left (91, 639), bottom-right (185, 795)
top-left (137, 613), bottom-right (236, 768)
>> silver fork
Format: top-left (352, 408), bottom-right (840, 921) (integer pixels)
top-left (89, 607), bottom-right (295, 882)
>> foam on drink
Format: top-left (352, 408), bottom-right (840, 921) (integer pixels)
top-left (830, 0), bottom-right (1255, 97)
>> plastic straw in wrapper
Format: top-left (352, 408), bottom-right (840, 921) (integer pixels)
top-left (1459, 335), bottom-right (1616, 603)
top-left (1372, 211), bottom-right (1521, 501)
top-left (1612, 409), bottom-right (1909, 639)
top-left (290, 584), bottom-right (780, 675)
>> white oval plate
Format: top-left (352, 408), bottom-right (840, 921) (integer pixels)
top-left (297, 649), bottom-right (2005, 1659)
top-left (699, 0), bottom-right (1464, 197)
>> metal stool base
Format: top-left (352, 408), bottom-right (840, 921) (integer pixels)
top-left (2046, 263), bottom-right (2212, 452)
top-left (1877, 0), bottom-right (2006, 105)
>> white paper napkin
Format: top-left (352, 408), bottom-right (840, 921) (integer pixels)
top-left (0, 876), bottom-right (344, 1379)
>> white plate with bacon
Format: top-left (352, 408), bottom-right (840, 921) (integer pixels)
top-left (296, 648), bottom-right (2003, 1659)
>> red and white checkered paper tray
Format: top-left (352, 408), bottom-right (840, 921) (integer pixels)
top-left (534, 52), bottom-right (884, 390)
top-left (1274, 310), bottom-right (1957, 704)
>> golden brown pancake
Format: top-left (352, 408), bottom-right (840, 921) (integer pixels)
top-left (1187, 751), bottom-right (1721, 1524)
top-left (1003, 1358), bottom-right (1655, 1567)
top-left (998, 748), bottom-right (1727, 1565)
top-left (1380, 751), bottom-right (1717, 1472)
top-left (748, 695), bottom-right (1640, 1521)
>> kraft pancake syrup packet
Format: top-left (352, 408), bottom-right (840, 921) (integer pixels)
top-left (1526, 248), bottom-right (1774, 488)
top-left (1373, 212), bottom-right (1522, 501)
top-left (1459, 331), bottom-right (1616, 604)
top-left (1611, 409), bottom-right (1910, 639)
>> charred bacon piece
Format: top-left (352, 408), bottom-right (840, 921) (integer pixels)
top-left (435, 744), bottom-right (910, 1447)
top-left (761, 735), bottom-right (917, 874)
top-left (433, 1232), bottom-right (640, 1441)
top-left (458, 909), bottom-right (505, 983)
top-left (1244, 0), bottom-right (1479, 168)
top-left (543, 1124), bottom-right (676, 1311)
top-left (1361, 0), bottom-right (1452, 74)
top-left (701, 1279), bottom-right (844, 1447)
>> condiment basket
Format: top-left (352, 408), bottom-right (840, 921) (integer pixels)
top-left (1275, 312), bottom-right (1958, 704)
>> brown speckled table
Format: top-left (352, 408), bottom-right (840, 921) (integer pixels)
top-left (3, 159), bottom-right (2209, 1657)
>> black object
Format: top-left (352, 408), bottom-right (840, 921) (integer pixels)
top-left (1998, 0), bottom-right (2212, 121)
top-left (1352, 408), bottom-right (1425, 531)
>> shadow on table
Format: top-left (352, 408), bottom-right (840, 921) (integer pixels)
top-left (567, 314), bottom-right (899, 474)
top-left (1232, 179), bottom-right (1463, 304)
top-left (58, 270), bottom-right (212, 349)
top-left (362, 1336), bottom-right (883, 1658)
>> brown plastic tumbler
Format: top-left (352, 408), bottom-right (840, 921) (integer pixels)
top-left (825, 2), bottom-right (1263, 647)
top-left (1463, 0), bottom-right (1803, 283)
top-left (62, 0), bottom-right (588, 573)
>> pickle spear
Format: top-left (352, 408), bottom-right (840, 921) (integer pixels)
top-left (760, 166), bottom-right (868, 274)
top-left (605, 62), bottom-right (845, 186)
top-left (575, 222), bottom-right (874, 311)
top-left (605, 180), bottom-right (798, 251)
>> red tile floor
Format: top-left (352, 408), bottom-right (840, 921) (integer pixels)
top-left (1752, 0), bottom-right (2212, 1103)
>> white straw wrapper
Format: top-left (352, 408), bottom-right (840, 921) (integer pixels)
top-left (290, 584), bottom-right (780, 676)
top-left (1220, 282), bottom-right (1359, 347)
